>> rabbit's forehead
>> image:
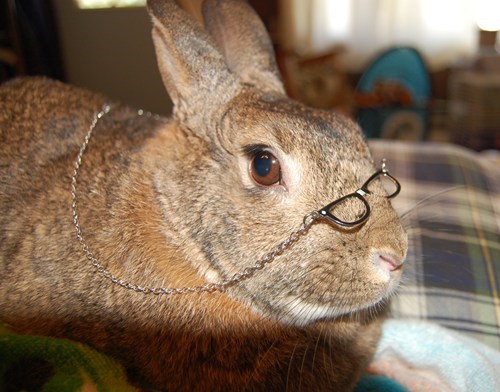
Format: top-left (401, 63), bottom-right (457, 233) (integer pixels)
top-left (226, 98), bottom-right (370, 159)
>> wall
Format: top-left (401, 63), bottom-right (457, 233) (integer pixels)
top-left (52, 1), bottom-right (172, 115)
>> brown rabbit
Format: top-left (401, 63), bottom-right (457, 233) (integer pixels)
top-left (0, 0), bottom-right (407, 390)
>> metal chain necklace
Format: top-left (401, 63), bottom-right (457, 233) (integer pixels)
top-left (71, 104), bottom-right (319, 296)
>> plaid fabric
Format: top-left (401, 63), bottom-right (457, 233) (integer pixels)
top-left (369, 140), bottom-right (500, 351)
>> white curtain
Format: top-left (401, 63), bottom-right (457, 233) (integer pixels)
top-left (279, 0), bottom-right (479, 71)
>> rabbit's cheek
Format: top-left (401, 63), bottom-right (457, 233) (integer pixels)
top-left (274, 224), bottom-right (406, 322)
top-left (245, 244), bottom-right (395, 325)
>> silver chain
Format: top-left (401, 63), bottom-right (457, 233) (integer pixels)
top-left (71, 104), bottom-right (320, 296)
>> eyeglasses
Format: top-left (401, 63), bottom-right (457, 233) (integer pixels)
top-left (317, 159), bottom-right (400, 227)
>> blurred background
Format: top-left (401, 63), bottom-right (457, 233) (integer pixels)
top-left (1, 0), bottom-right (499, 150)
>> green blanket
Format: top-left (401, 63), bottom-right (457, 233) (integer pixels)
top-left (0, 323), bottom-right (137, 392)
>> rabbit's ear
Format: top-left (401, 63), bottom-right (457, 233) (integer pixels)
top-left (147, 0), bottom-right (240, 131)
top-left (203, 0), bottom-right (285, 96)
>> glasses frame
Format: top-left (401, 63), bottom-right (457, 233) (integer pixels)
top-left (317, 160), bottom-right (401, 228)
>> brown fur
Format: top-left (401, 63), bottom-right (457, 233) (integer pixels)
top-left (0, 0), bottom-right (407, 390)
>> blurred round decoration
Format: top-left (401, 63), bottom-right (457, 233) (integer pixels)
top-left (355, 47), bottom-right (430, 140)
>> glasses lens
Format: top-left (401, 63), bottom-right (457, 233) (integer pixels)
top-left (327, 195), bottom-right (368, 225)
top-left (366, 173), bottom-right (400, 197)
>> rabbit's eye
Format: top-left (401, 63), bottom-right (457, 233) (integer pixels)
top-left (251, 151), bottom-right (281, 186)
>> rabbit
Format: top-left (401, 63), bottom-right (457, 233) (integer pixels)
top-left (0, 0), bottom-right (408, 390)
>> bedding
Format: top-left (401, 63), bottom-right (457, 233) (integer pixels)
top-left (369, 319), bottom-right (500, 391)
top-left (1, 140), bottom-right (498, 391)
top-left (369, 140), bottom-right (499, 350)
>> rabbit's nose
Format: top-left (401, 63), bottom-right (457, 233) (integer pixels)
top-left (371, 251), bottom-right (405, 281)
top-left (377, 252), bottom-right (404, 272)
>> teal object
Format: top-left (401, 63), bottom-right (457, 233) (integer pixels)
top-left (356, 48), bottom-right (431, 140)
top-left (355, 374), bottom-right (409, 392)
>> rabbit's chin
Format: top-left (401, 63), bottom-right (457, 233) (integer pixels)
top-left (279, 292), bottom-right (392, 327)
top-left (273, 270), bottom-right (403, 327)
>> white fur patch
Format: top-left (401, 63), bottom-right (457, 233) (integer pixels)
top-left (282, 297), bottom-right (349, 326)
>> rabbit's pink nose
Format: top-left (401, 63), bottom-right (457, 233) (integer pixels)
top-left (377, 252), bottom-right (404, 272)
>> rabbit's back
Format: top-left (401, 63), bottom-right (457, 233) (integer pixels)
top-left (0, 77), bottom-right (163, 200)
top-left (1, 78), bottom-right (99, 248)
top-left (1, 78), bottom-right (106, 168)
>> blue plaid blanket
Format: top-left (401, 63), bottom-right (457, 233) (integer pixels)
top-left (370, 140), bottom-right (499, 350)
